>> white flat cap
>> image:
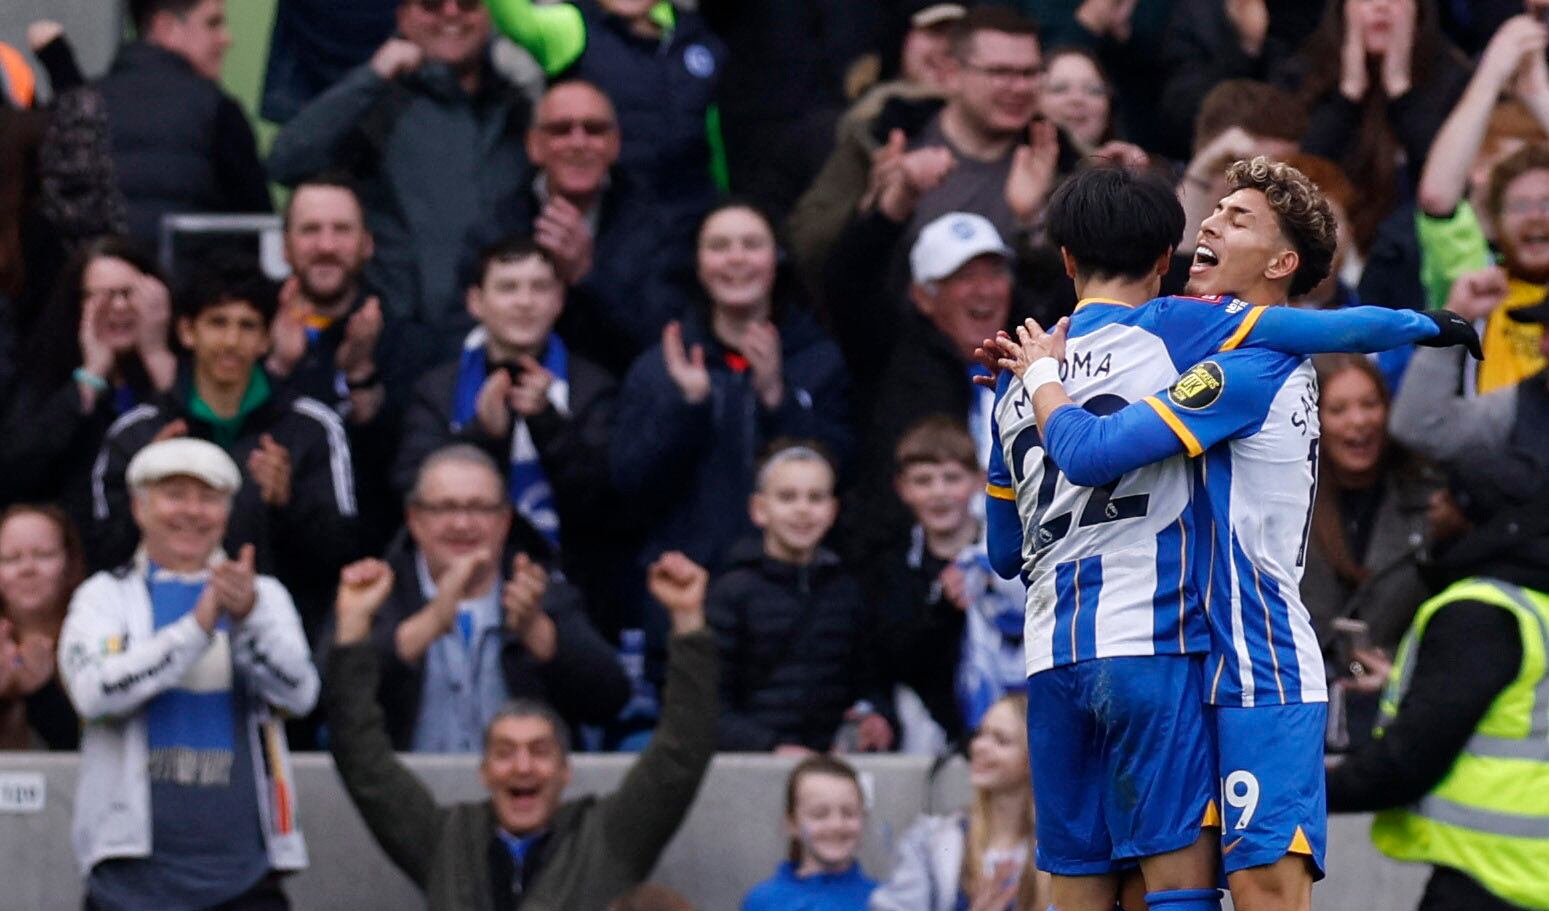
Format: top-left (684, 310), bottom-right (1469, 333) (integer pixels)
top-left (126, 438), bottom-right (242, 494)
top-left (910, 212), bottom-right (1012, 285)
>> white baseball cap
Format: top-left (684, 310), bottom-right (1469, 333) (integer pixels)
top-left (126, 438), bottom-right (242, 494)
top-left (910, 2), bottom-right (967, 29)
top-left (910, 212), bottom-right (1013, 285)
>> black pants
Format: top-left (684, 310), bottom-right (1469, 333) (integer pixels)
top-left (85, 872), bottom-right (289, 911)
top-left (1419, 866), bottom-right (1531, 911)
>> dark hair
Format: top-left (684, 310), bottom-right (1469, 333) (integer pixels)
top-left (1045, 164), bottom-right (1184, 281)
top-left (483, 697), bottom-right (571, 759)
top-left (0, 504), bottom-right (87, 630)
top-left (783, 755), bottom-right (864, 864)
top-left (473, 235), bottom-right (561, 288)
top-left (19, 236), bottom-right (165, 390)
top-left (1486, 144), bottom-right (1549, 222)
top-left (1225, 157), bottom-right (1337, 298)
top-left (949, 6), bottom-right (1040, 60)
top-left (1308, 354), bottom-right (1412, 589)
top-left (130, 0), bottom-right (205, 34)
top-left (282, 171), bottom-right (364, 230)
top-left (1192, 79), bottom-right (1306, 152)
top-left (176, 253), bottom-right (280, 327)
top-left (1298, 0), bottom-right (1458, 250)
top-left (1043, 46), bottom-right (1115, 147)
top-left (0, 107), bottom-right (44, 301)
top-left (608, 885), bottom-right (697, 911)
top-left (694, 198), bottom-right (802, 324)
top-left (895, 415), bottom-right (978, 473)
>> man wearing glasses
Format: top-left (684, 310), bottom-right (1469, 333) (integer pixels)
top-left (473, 79), bottom-right (697, 375)
top-left (366, 443), bottom-right (628, 752)
top-left (268, 0), bottom-right (533, 359)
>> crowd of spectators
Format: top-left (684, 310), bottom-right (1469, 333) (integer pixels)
top-left (7, 0), bottom-right (1549, 907)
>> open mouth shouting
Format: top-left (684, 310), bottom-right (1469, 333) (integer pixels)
top-left (1191, 242), bottom-right (1221, 276)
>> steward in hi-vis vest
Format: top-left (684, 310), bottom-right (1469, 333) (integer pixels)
top-left (1328, 452), bottom-right (1549, 911)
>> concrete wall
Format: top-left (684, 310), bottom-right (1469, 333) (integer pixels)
top-left (0, 1), bottom-right (123, 86)
top-left (0, 752), bottom-right (1429, 911)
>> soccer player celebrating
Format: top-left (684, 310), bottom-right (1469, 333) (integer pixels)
top-left (989, 159), bottom-right (1481, 911)
top-left (980, 162), bottom-right (1480, 911)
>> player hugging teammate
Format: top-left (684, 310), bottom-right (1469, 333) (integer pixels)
top-left (981, 160), bottom-right (1480, 911)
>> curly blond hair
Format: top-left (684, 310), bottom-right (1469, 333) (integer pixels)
top-left (1225, 156), bottom-right (1338, 298)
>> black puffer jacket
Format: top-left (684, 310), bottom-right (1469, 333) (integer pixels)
top-left (88, 368), bottom-right (363, 636)
top-left (97, 42), bottom-right (272, 247)
top-left (707, 541), bottom-right (888, 752)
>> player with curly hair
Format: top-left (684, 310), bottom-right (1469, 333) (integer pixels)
top-left (988, 157), bottom-right (1481, 911)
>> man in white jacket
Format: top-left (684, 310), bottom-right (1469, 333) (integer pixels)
top-left (59, 437), bottom-right (319, 910)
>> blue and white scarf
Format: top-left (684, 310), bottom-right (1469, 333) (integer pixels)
top-left (144, 562), bottom-right (236, 786)
top-left (955, 549), bottom-right (1028, 732)
top-left (450, 328), bottom-right (570, 549)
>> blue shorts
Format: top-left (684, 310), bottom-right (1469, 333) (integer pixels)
top-left (1025, 655), bottom-right (1217, 875)
top-left (1208, 702), bottom-right (1327, 879)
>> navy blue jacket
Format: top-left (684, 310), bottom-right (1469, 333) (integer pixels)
top-left (471, 167), bottom-right (698, 376)
top-left (708, 542), bottom-right (887, 752)
top-left (611, 303), bottom-right (853, 580)
top-left (566, 0), bottom-right (725, 215)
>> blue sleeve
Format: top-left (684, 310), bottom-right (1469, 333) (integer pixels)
top-left (1042, 402), bottom-right (1188, 488)
top-left (1042, 349), bottom-right (1296, 484)
top-left (1244, 305), bottom-right (1438, 354)
top-left (986, 372), bottom-right (1023, 580)
top-left (986, 495), bottom-right (1024, 581)
top-left (986, 372), bottom-right (1015, 491)
top-left (1144, 349), bottom-right (1299, 455)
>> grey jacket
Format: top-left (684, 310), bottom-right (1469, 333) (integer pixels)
top-left (1390, 346), bottom-right (1517, 461)
top-left (267, 56), bottom-right (530, 356)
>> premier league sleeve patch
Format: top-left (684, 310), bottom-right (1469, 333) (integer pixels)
top-left (1168, 362), bottom-right (1225, 410)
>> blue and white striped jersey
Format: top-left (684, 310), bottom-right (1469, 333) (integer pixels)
top-left (988, 295), bottom-right (1265, 675)
top-left (1036, 347), bottom-right (1332, 705)
top-left (988, 297), bottom-right (1447, 679)
top-left (1146, 350), bottom-right (1328, 706)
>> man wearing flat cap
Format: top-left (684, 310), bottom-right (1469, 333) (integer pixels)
top-left (59, 438), bottom-right (319, 911)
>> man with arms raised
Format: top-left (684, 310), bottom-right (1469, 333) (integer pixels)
top-left (327, 548), bottom-right (716, 909)
top-left (987, 158), bottom-right (1479, 911)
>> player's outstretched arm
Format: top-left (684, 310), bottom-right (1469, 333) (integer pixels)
top-left (1042, 397), bottom-right (1186, 488)
top-left (1042, 349), bottom-right (1289, 486)
top-left (1243, 305), bottom-right (1481, 358)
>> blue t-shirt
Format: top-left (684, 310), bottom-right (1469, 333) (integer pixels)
top-left (742, 860), bottom-right (876, 911)
top-left (86, 566), bottom-right (269, 911)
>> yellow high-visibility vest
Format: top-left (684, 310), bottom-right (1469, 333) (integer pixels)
top-left (1370, 577), bottom-right (1549, 911)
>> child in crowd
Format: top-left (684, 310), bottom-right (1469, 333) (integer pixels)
top-left (874, 417), bottom-right (1026, 751)
top-left (871, 694), bottom-right (1048, 911)
top-left (89, 255), bottom-right (361, 639)
top-left (708, 441), bottom-right (893, 753)
top-left (742, 755), bottom-right (876, 911)
top-left (395, 236), bottom-right (615, 589)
